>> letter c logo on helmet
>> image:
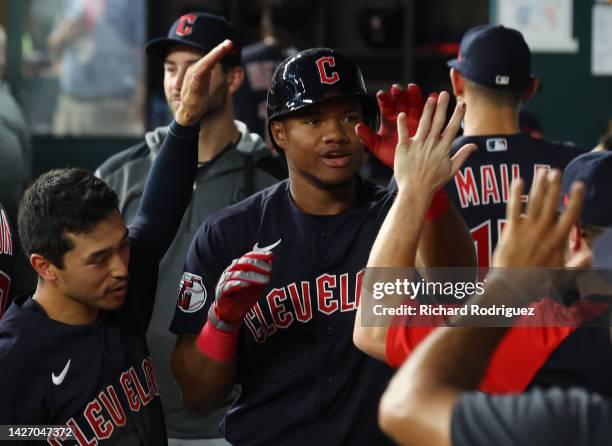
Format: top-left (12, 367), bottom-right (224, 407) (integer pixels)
top-left (175, 14), bottom-right (197, 37)
top-left (316, 56), bottom-right (340, 85)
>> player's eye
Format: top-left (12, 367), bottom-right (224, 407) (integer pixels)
top-left (304, 118), bottom-right (320, 125)
top-left (343, 114), bottom-right (359, 123)
top-left (88, 256), bottom-right (108, 266)
top-left (164, 66), bottom-right (176, 75)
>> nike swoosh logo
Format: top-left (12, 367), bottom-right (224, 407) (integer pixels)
top-left (52, 359), bottom-right (71, 386)
top-left (253, 239), bottom-right (282, 252)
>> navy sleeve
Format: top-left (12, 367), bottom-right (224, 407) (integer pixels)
top-left (127, 120), bottom-right (198, 321)
top-left (128, 120), bottom-right (198, 261)
top-left (451, 388), bottom-right (612, 446)
top-left (169, 219), bottom-right (233, 335)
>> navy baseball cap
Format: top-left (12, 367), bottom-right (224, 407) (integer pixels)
top-left (447, 25), bottom-right (531, 90)
top-left (145, 12), bottom-right (241, 65)
top-left (560, 151), bottom-right (612, 227)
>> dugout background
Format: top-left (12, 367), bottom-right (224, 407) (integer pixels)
top-left (0, 0), bottom-right (610, 175)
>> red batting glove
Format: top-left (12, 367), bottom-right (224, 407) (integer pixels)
top-left (355, 83), bottom-right (426, 168)
top-left (211, 251), bottom-right (273, 328)
top-left (197, 251), bottom-right (273, 362)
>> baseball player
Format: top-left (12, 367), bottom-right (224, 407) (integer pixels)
top-left (170, 48), bottom-right (476, 445)
top-left (355, 148), bottom-right (612, 396)
top-left (445, 25), bottom-right (585, 267)
top-left (378, 171), bottom-right (612, 446)
top-left (0, 202), bottom-right (13, 317)
top-left (354, 25), bottom-right (594, 393)
top-left (96, 13), bottom-right (285, 444)
top-left (380, 26), bottom-right (584, 266)
top-left (0, 40), bottom-right (234, 445)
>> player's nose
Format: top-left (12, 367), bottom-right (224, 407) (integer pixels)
top-left (109, 252), bottom-right (129, 278)
top-left (322, 119), bottom-right (349, 145)
top-left (173, 68), bottom-right (187, 91)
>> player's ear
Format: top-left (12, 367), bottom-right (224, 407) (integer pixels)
top-left (227, 66), bottom-right (244, 94)
top-left (30, 254), bottom-right (59, 283)
top-left (270, 120), bottom-right (287, 151)
top-left (450, 68), bottom-right (464, 98)
top-left (521, 76), bottom-right (539, 103)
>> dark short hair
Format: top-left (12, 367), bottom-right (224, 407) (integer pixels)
top-left (464, 78), bottom-right (525, 107)
top-left (18, 168), bottom-right (119, 268)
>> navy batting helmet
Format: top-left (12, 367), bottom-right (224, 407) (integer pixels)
top-left (266, 48), bottom-right (378, 150)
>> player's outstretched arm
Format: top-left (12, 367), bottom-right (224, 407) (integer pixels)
top-left (172, 250), bottom-right (273, 413)
top-left (354, 94), bottom-right (475, 361)
top-left (409, 92), bottom-right (476, 270)
top-left (130, 40), bottom-right (235, 262)
top-left (378, 172), bottom-right (585, 446)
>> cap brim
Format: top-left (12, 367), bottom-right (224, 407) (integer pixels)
top-left (447, 58), bottom-right (461, 69)
top-left (145, 37), bottom-right (207, 60)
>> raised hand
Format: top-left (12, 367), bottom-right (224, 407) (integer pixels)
top-left (175, 39), bottom-right (234, 126)
top-left (355, 84), bottom-right (425, 168)
top-left (493, 171), bottom-right (585, 268)
top-left (208, 250), bottom-right (273, 331)
top-left (394, 91), bottom-right (476, 196)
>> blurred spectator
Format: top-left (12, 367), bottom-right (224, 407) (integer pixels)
top-left (0, 24), bottom-right (31, 225)
top-left (233, 0), bottom-right (322, 139)
top-left (47, 0), bottom-right (145, 136)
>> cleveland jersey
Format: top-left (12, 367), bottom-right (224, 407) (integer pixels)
top-left (0, 120), bottom-right (201, 445)
top-left (0, 216), bottom-right (166, 445)
top-left (171, 178), bottom-right (395, 446)
top-left (446, 134), bottom-right (584, 267)
top-left (0, 204), bottom-right (13, 317)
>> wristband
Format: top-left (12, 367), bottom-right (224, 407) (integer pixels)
top-left (169, 119), bottom-right (200, 139)
top-left (196, 319), bottom-right (239, 363)
top-left (425, 189), bottom-right (450, 220)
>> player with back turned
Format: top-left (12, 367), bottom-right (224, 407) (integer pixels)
top-left (0, 40), bottom-right (234, 445)
top-left (353, 26), bottom-right (593, 396)
top-left (445, 25), bottom-right (584, 267)
top-left (169, 48), bottom-right (476, 445)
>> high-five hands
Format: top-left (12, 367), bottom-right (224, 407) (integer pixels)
top-left (175, 39), bottom-right (234, 126)
top-left (393, 91), bottom-right (476, 197)
top-left (493, 172), bottom-right (585, 269)
top-left (356, 84), bottom-right (426, 168)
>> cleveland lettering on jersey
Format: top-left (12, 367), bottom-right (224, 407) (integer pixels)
top-left (244, 271), bottom-right (364, 342)
top-left (47, 357), bottom-right (160, 445)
